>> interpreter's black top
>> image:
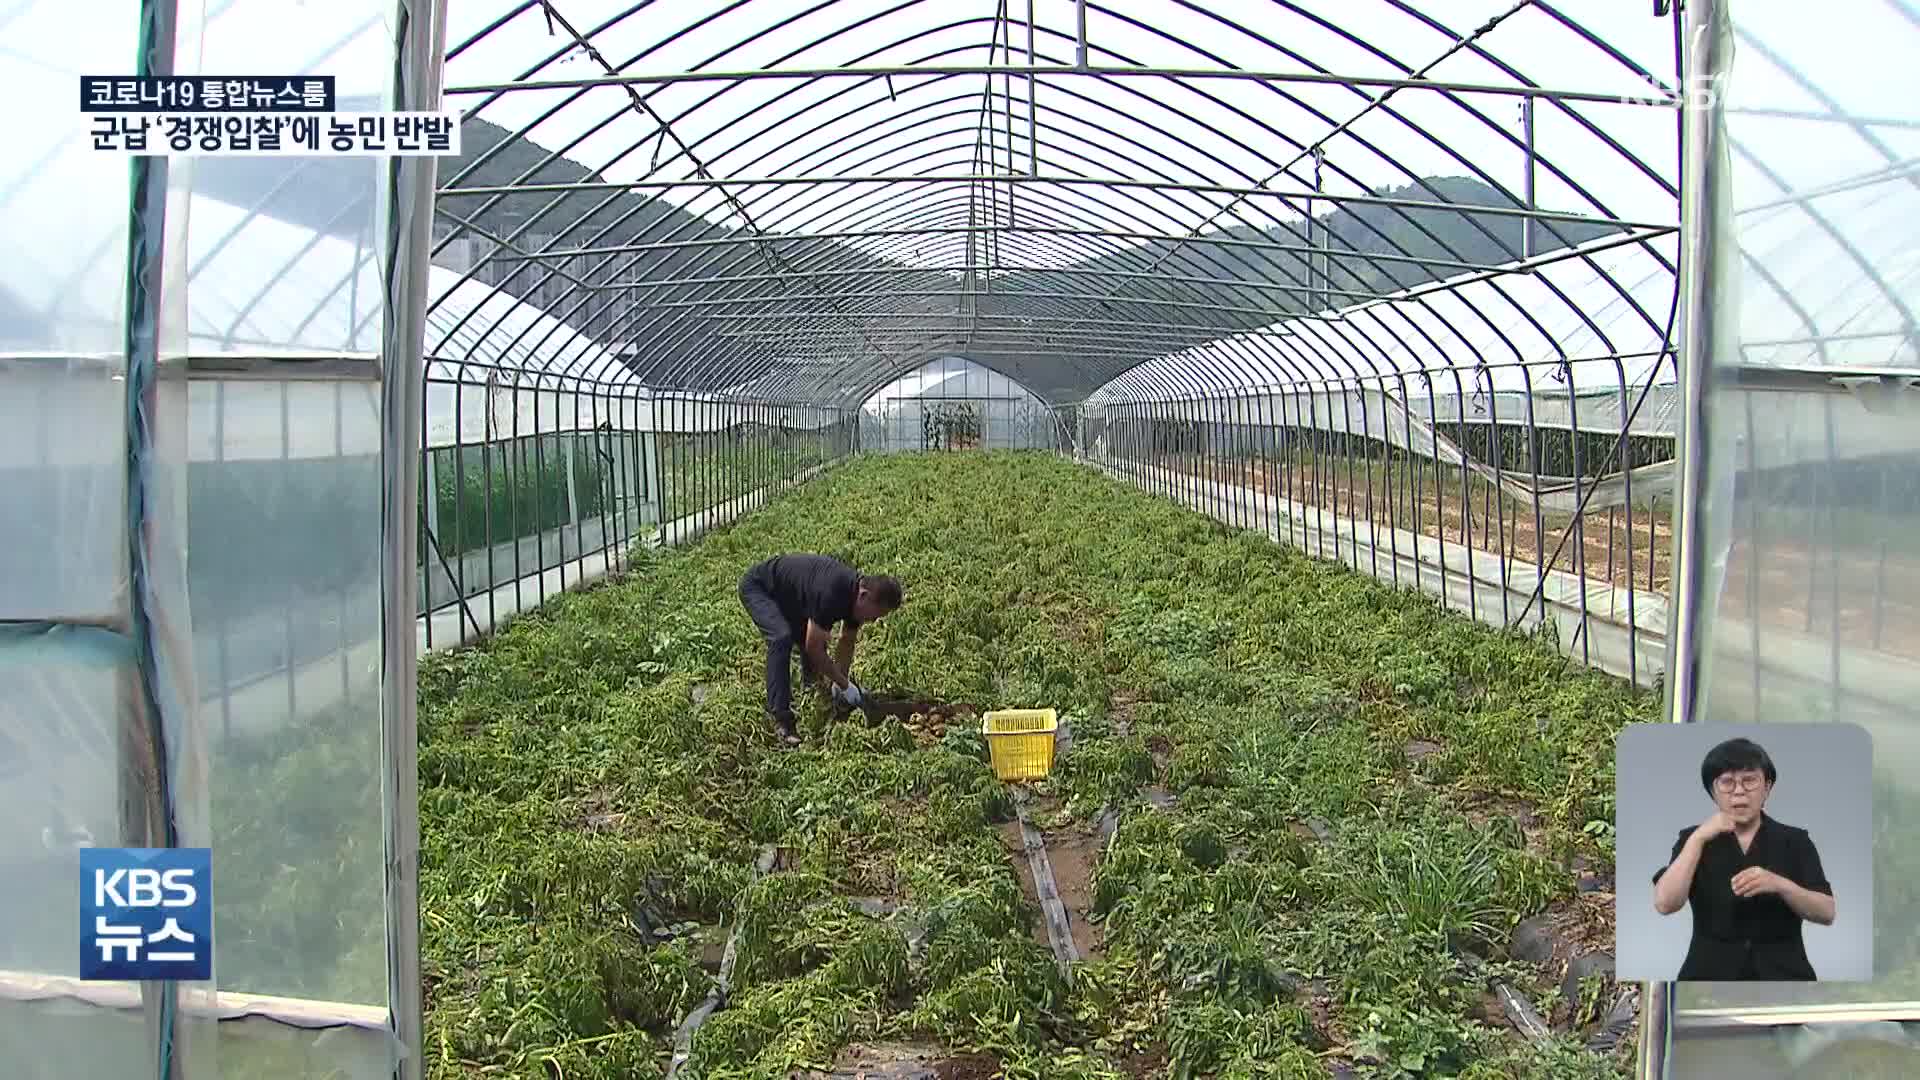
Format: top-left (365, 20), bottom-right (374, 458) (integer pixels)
top-left (746, 554), bottom-right (862, 630)
top-left (1653, 814), bottom-right (1830, 981)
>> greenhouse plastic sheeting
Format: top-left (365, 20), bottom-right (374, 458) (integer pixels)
top-left (1, 0), bottom-right (221, 1067)
top-left (2, 0), bottom-right (415, 1075)
top-left (1664, 0), bottom-right (1920, 1059)
top-left (1668, 1021), bottom-right (1920, 1079)
top-left (0, 992), bottom-right (402, 1080)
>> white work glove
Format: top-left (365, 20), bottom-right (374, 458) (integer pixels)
top-left (838, 683), bottom-right (865, 707)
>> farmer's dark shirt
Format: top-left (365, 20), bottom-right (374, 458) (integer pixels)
top-left (1653, 814), bottom-right (1829, 980)
top-left (746, 554), bottom-right (861, 630)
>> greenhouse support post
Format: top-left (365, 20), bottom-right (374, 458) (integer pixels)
top-left (1644, 0), bottom-right (1726, 1075)
top-left (382, 1), bottom-right (448, 1078)
top-left (1026, 0), bottom-right (1037, 174)
top-left (1662, 0), bottom-right (1727, 740)
top-left (125, 0), bottom-right (187, 1073)
top-left (1521, 96), bottom-right (1536, 260)
top-left (564, 432), bottom-right (580, 552)
top-left (1075, 0), bottom-right (1087, 68)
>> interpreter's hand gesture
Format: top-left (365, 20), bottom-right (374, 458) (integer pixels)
top-left (1731, 867), bottom-right (1787, 898)
top-left (1696, 810), bottom-right (1736, 841)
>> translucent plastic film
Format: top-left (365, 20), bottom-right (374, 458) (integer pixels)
top-left (0, 0), bottom-right (219, 1069)
top-left (3, 0), bottom-right (410, 1074)
top-left (1667, 0), bottom-right (1920, 1057)
top-left (179, 0), bottom-right (401, 1030)
top-left (862, 356), bottom-right (1059, 453)
top-left (190, 380), bottom-right (390, 1008)
top-left (0, 0), bottom-right (137, 623)
top-left (0, 992), bottom-right (402, 1080)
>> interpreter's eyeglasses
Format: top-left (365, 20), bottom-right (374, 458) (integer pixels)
top-left (1713, 774), bottom-right (1766, 793)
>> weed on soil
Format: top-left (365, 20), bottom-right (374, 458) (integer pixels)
top-left (418, 452), bottom-right (1661, 1079)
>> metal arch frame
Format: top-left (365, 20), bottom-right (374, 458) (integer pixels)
top-left (65, 0), bottom-right (1744, 445)
top-left (528, 0), bottom-right (904, 368)
top-left (1096, 225), bottom-right (1678, 409)
top-left (446, 162), bottom-right (1639, 406)
top-left (1644, 0), bottom-right (1726, 1070)
top-left (449, 182), bottom-right (1259, 397)
top-left (1066, 0), bottom-right (1677, 281)
top-left (445, 90), bottom-right (1651, 317)
top-left (443, 64), bottom-right (1659, 103)
top-left (405, 0), bottom-right (1920, 753)
top-left (430, 1), bottom-right (1688, 412)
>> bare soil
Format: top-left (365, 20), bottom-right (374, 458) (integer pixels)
top-left (827, 691), bottom-right (985, 749)
top-left (1551, 891), bottom-right (1618, 962)
top-left (932, 1055), bottom-right (1001, 1080)
top-left (1505, 892), bottom-right (1618, 1031)
top-left (1114, 1045), bottom-right (1171, 1078)
top-left (1144, 734), bottom-right (1174, 774)
top-left (1719, 541), bottom-right (1920, 659)
top-left (1169, 459), bottom-right (1674, 592)
top-left (795, 1043), bottom-right (1003, 1080)
top-left (574, 787), bottom-right (633, 834)
top-left (1454, 790), bottom-right (1550, 855)
top-left (697, 936), bottom-right (727, 974)
top-left (996, 820), bottom-right (1055, 954)
top-left (1045, 827), bottom-right (1105, 960)
top-left (843, 696), bottom-right (983, 724)
top-left (1303, 978), bottom-right (1344, 1050)
top-left (996, 798), bottom-right (1106, 961)
top-left (998, 810), bottom-right (1105, 953)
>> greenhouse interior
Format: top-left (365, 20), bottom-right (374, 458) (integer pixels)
top-left (4, 0), bottom-right (1919, 1077)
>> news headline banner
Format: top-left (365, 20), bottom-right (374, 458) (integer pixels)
top-left (80, 75), bottom-right (461, 156)
top-left (82, 76), bottom-right (336, 113)
top-left (89, 113), bottom-right (459, 156)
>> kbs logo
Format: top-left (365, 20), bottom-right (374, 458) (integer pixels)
top-left (79, 848), bottom-right (213, 981)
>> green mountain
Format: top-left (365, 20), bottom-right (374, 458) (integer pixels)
top-left (188, 113), bottom-right (1626, 397)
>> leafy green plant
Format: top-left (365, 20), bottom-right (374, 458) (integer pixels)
top-left (407, 452), bottom-right (1661, 1079)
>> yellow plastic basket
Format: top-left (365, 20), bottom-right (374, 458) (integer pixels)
top-left (982, 708), bottom-right (1059, 781)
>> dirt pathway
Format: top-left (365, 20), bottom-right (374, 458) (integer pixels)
top-left (996, 799), bottom-right (1105, 963)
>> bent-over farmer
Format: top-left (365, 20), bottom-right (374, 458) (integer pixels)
top-left (738, 553), bottom-right (902, 744)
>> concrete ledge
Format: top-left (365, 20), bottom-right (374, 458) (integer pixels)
top-left (1674, 1002), bottom-right (1920, 1031)
top-left (0, 968), bottom-right (389, 1031)
top-left (0, 968), bottom-right (401, 1078)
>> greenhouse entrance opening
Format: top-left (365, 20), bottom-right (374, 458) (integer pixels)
top-left (862, 356), bottom-right (1065, 454)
